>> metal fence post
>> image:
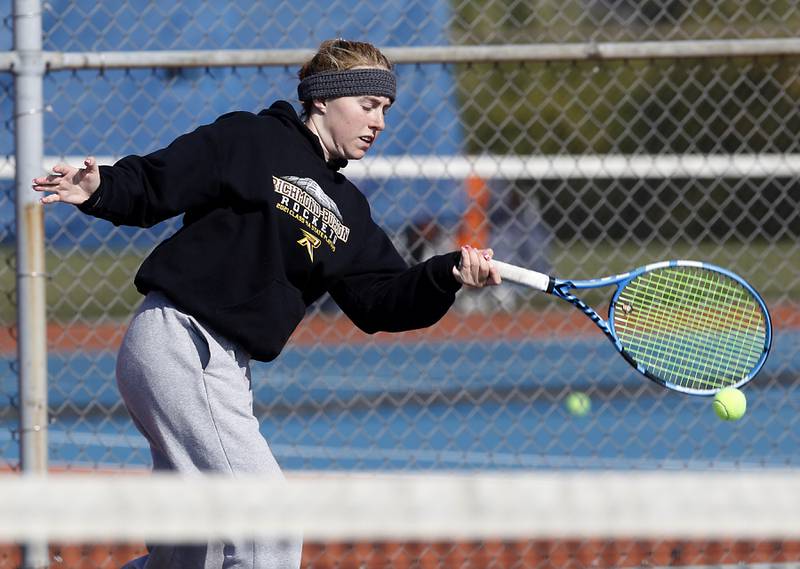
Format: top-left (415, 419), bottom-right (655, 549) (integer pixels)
top-left (14, 0), bottom-right (49, 567)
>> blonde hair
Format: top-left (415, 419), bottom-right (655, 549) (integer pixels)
top-left (298, 39), bottom-right (393, 115)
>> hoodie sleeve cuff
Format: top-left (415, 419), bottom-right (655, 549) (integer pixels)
top-left (77, 177), bottom-right (106, 215)
top-left (425, 251), bottom-right (463, 294)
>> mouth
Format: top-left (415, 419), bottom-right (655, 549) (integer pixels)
top-left (358, 135), bottom-right (374, 146)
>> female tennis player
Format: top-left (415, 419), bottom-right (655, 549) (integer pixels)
top-left (33, 39), bottom-right (500, 569)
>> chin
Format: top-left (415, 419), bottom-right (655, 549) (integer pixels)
top-left (347, 149), bottom-right (368, 160)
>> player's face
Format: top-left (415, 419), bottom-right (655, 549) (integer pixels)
top-left (310, 94), bottom-right (392, 161)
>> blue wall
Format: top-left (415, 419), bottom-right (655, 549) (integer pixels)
top-left (2, 0), bottom-right (463, 245)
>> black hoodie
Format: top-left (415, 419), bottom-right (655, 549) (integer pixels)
top-left (78, 101), bottom-right (462, 361)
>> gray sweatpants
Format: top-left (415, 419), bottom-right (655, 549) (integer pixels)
top-left (116, 292), bottom-right (302, 569)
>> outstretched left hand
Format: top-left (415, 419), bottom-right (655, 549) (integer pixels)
top-left (452, 245), bottom-right (501, 288)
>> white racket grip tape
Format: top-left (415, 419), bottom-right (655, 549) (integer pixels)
top-left (493, 260), bottom-right (551, 292)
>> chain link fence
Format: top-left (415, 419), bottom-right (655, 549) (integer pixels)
top-left (21, 56), bottom-right (800, 469)
top-left (2, 0), bottom-right (798, 476)
top-left (1, 71), bottom-right (14, 468)
top-left (452, 0), bottom-right (800, 42)
top-left (2, 1), bottom-right (799, 567)
top-left (36, 0), bottom-right (800, 49)
top-left (1, 0), bottom-right (15, 464)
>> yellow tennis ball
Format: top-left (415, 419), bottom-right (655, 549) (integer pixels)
top-left (565, 391), bottom-right (591, 417)
top-left (712, 387), bottom-right (747, 421)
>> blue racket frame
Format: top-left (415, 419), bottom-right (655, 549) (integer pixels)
top-left (547, 260), bottom-right (773, 395)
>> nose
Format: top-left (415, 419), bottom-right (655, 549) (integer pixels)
top-left (370, 109), bottom-right (385, 132)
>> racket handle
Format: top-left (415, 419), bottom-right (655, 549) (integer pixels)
top-left (492, 260), bottom-right (551, 292)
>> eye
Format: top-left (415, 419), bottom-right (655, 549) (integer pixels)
top-left (360, 97), bottom-right (391, 115)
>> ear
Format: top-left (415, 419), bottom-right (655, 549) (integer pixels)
top-left (311, 98), bottom-right (327, 114)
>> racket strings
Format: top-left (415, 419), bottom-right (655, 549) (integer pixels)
top-left (619, 271), bottom-right (764, 388)
top-left (613, 267), bottom-right (767, 391)
top-left (639, 271), bottom-right (763, 357)
top-left (620, 274), bottom-right (762, 389)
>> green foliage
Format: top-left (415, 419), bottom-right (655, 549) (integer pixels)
top-left (451, 0), bottom-right (800, 44)
top-left (0, 247), bottom-right (143, 324)
top-left (452, 0), bottom-right (800, 156)
top-left (456, 58), bottom-right (800, 156)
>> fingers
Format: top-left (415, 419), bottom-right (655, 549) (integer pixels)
top-left (32, 166), bottom-right (67, 204)
top-left (32, 167), bottom-right (67, 188)
top-left (477, 248), bottom-right (503, 285)
top-left (460, 246), bottom-right (489, 283)
top-left (83, 156), bottom-right (98, 173)
top-left (457, 245), bottom-right (497, 288)
top-left (488, 263), bottom-right (502, 285)
top-left (32, 173), bottom-right (66, 205)
top-left (32, 156), bottom-right (96, 187)
top-left (31, 156), bottom-right (98, 205)
top-left (40, 192), bottom-right (63, 204)
top-left (52, 163), bottom-right (71, 177)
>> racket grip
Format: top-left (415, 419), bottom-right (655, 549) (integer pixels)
top-left (492, 260), bottom-right (551, 292)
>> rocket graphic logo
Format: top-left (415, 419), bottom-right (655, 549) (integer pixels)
top-left (273, 175), bottom-right (351, 256)
top-left (297, 229), bottom-right (321, 262)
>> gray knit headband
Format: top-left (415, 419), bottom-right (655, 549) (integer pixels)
top-left (297, 68), bottom-right (396, 102)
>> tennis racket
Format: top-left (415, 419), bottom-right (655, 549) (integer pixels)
top-left (493, 259), bottom-right (772, 395)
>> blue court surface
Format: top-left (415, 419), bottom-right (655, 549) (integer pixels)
top-left (2, 330), bottom-right (797, 471)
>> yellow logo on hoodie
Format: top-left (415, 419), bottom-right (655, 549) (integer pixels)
top-left (297, 229), bottom-right (321, 262)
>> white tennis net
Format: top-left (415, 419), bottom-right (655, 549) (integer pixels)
top-left (2, 470), bottom-right (800, 568)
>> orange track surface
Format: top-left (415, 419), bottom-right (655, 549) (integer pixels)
top-left (1, 539), bottom-right (799, 569)
top-left (1, 302), bottom-right (796, 355)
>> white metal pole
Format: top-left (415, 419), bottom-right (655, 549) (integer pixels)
top-left (13, 0), bottom-right (49, 567)
top-left (1, 37), bottom-right (799, 72)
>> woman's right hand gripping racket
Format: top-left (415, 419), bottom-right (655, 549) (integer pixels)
top-left (493, 259), bottom-right (772, 395)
